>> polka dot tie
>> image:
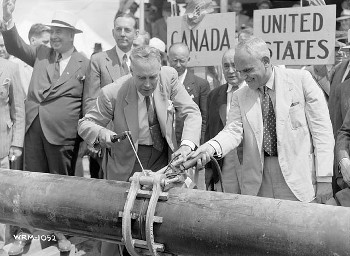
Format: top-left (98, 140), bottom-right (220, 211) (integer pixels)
top-left (145, 96), bottom-right (164, 152)
top-left (262, 86), bottom-right (277, 156)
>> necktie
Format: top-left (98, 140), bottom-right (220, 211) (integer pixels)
top-left (52, 53), bottom-right (62, 83)
top-left (262, 86), bottom-right (278, 156)
top-left (145, 96), bottom-right (164, 152)
top-left (122, 54), bottom-right (129, 75)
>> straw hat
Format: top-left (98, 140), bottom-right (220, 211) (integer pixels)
top-left (336, 9), bottom-right (350, 22)
top-left (46, 11), bottom-right (82, 34)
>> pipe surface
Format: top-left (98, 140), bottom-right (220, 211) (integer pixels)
top-left (0, 168), bottom-right (349, 256)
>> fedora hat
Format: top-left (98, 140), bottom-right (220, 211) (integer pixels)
top-left (46, 11), bottom-right (82, 34)
top-left (336, 9), bottom-right (350, 22)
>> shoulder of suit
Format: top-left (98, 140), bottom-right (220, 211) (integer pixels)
top-left (208, 83), bottom-right (227, 97)
top-left (192, 73), bottom-right (210, 85)
top-left (90, 49), bottom-right (112, 62)
top-left (160, 66), bottom-right (177, 78)
top-left (102, 74), bottom-right (132, 95)
top-left (0, 58), bottom-right (17, 69)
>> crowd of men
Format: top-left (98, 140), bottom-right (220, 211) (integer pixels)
top-left (1, 0), bottom-right (350, 256)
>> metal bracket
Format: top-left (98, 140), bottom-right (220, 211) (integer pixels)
top-left (120, 172), bottom-right (168, 256)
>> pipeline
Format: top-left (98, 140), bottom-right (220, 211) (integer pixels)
top-left (0, 168), bottom-right (349, 255)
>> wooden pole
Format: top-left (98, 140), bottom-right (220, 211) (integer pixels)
top-left (139, 0), bottom-right (144, 32)
top-left (0, 168), bottom-right (349, 256)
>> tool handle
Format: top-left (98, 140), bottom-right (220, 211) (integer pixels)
top-left (111, 131), bottom-right (131, 143)
top-left (180, 154), bottom-right (203, 170)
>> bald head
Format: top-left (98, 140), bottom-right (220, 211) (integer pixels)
top-left (168, 43), bottom-right (191, 76)
top-left (222, 48), bottom-right (244, 86)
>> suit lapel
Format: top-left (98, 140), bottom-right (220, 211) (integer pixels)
top-left (274, 68), bottom-right (293, 139)
top-left (46, 49), bottom-right (56, 84)
top-left (183, 71), bottom-right (195, 94)
top-left (124, 80), bottom-right (139, 143)
top-left (106, 47), bottom-right (122, 81)
top-left (154, 80), bottom-right (168, 135)
top-left (55, 50), bottom-right (82, 87)
top-left (243, 88), bottom-right (263, 154)
top-left (218, 84), bottom-right (228, 125)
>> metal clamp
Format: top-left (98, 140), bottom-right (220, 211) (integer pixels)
top-left (120, 172), bottom-right (168, 256)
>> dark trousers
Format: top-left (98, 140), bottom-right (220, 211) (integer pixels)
top-left (24, 116), bottom-right (77, 176)
top-left (133, 143), bottom-right (168, 174)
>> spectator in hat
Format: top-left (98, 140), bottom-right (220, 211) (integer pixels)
top-left (92, 43), bottom-right (102, 55)
top-left (337, 10), bottom-right (350, 32)
top-left (153, 2), bottom-right (173, 47)
top-left (2, 0), bottom-right (89, 252)
top-left (149, 37), bottom-right (167, 66)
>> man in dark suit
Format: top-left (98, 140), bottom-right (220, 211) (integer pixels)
top-left (82, 12), bottom-right (138, 178)
top-left (168, 43), bottom-right (210, 145)
top-left (78, 46), bottom-right (202, 256)
top-left (2, 1), bottom-right (89, 252)
top-left (328, 50), bottom-right (350, 193)
top-left (205, 48), bottom-right (245, 192)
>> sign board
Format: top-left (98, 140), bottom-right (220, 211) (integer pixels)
top-left (254, 5), bottom-right (336, 65)
top-left (167, 12), bottom-right (236, 67)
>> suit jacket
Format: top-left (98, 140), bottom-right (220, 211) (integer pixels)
top-left (0, 58), bottom-right (25, 158)
top-left (152, 18), bottom-right (167, 46)
top-left (328, 60), bottom-right (350, 181)
top-left (2, 25), bottom-right (89, 146)
top-left (175, 70), bottom-right (210, 145)
top-left (204, 83), bottom-right (243, 189)
top-left (78, 66), bottom-right (202, 181)
top-left (83, 47), bottom-right (127, 115)
top-left (211, 67), bottom-right (334, 202)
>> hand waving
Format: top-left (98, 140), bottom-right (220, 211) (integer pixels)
top-left (3, 0), bottom-right (16, 22)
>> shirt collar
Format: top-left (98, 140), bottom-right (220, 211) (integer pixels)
top-left (178, 69), bottom-right (188, 84)
top-left (226, 81), bottom-right (244, 92)
top-left (58, 47), bottom-right (74, 60)
top-left (259, 67), bottom-right (275, 92)
top-left (115, 45), bottom-right (132, 61)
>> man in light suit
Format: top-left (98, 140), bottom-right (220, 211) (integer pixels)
top-left (191, 37), bottom-right (334, 203)
top-left (82, 12), bottom-right (138, 178)
top-left (78, 46), bottom-right (201, 256)
top-left (168, 42), bottom-right (210, 145)
top-left (83, 12), bottom-right (138, 114)
top-left (2, 1), bottom-right (89, 252)
top-left (205, 48), bottom-right (245, 193)
top-left (0, 58), bottom-right (25, 256)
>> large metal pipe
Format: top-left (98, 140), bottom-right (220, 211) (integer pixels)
top-left (0, 168), bottom-right (349, 256)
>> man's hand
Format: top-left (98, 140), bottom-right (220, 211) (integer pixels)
top-left (3, 0), bottom-right (16, 22)
top-left (316, 182), bottom-right (332, 204)
top-left (8, 146), bottom-right (22, 161)
top-left (97, 128), bottom-right (117, 148)
top-left (78, 141), bottom-right (100, 159)
top-left (187, 143), bottom-right (215, 169)
top-left (171, 145), bottom-right (192, 166)
top-left (339, 158), bottom-right (350, 186)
